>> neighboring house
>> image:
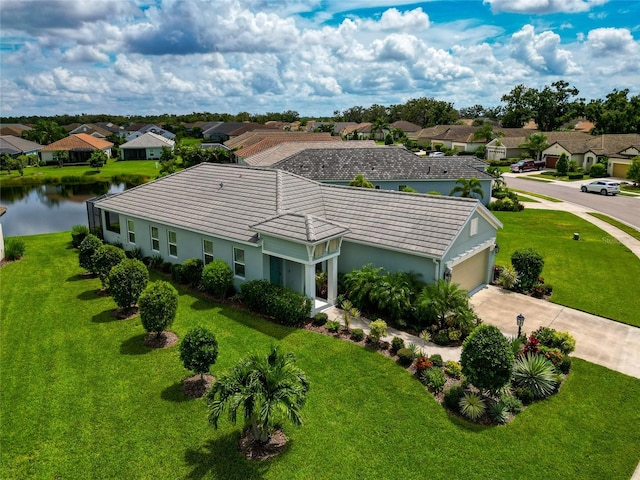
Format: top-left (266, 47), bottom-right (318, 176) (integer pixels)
top-left (240, 141), bottom-right (378, 167)
top-left (340, 123), bottom-right (373, 139)
top-left (413, 126), bottom-right (531, 152)
top-left (0, 136), bottom-right (43, 157)
top-left (390, 120), bottom-right (422, 135)
top-left (95, 122), bottom-right (128, 138)
top-left (486, 131), bottom-right (591, 163)
top-left (119, 132), bottom-right (175, 160)
top-left (541, 133), bottom-right (640, 175)
top-left (202, 122), bottom-right (275, 142)
top-left (89, 163), bottom-right (501, 312)
top-left (125, 124), bottom-right (175, 142)
top-left (39, 134), bottom-right (113, 165)
top-left (268, 146), bottom-right (493, 204)
top-left (68, 123), bottom-right (112, 138)
top-left (0, 124), bottom-right (32, 137)
top-left (227, 132), bottom-right (341, 160)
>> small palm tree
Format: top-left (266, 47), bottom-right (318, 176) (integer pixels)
top-left (449, 177), bottom-right (484, 199)
top-left (519, 133), bottom-right (549, 162)
top-left (207, 346), bottom-right (309, 444)
top-left (417, 279), bottom-right (475, 332)
top-left (472, 123), bottom-right (504, 143)
top-left (370, 117), bottom-right (390, 141)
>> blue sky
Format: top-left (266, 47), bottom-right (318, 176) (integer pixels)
top-left (1, 0), bottom-right (638, 117)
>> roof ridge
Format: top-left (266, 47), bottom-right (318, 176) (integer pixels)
top-left (305, 214), bottom-right (315, 242)
top-left (276, 170), bottom-right (283, 214)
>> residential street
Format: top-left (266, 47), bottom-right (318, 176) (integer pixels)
top-left (504, 173), bottom-right (640, 229)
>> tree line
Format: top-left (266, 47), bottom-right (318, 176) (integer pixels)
top-left (2, 83), bottom-right (638, 135)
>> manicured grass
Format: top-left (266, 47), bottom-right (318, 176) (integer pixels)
top-left (494, 210), bottom-right (640, 326)
top-left (587, 212), bottom-right (640, 242)
top-left (510, 189), bottom-right (563, 202)
top-left (533, 173), bottom-right (586, 182)
top-left (515, 195), bottom-right (539, 203)
top-left (520, 176), bottom-right (553, 182)
top-left (0, 158), bottom-right (167, 186)
top-left (2, 233), bottom-right (640, 479)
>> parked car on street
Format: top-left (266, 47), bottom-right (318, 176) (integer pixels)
top-left (429, 151), bottom-right (445, 157)
top-left (509, 159), bottom-right (545, 173)
top-left (580, 180), bottom-right (620, 196)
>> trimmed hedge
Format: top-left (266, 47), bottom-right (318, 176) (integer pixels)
top-left (240, 279), bottom-right (312, 325)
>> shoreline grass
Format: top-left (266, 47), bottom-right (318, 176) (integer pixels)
top-left (1, 232), bottom-right (639, 479)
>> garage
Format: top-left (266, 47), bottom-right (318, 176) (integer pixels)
top-left (450, 248), bottom-right (489, 293)
top-left (612, 162), bottom-right (629, 178)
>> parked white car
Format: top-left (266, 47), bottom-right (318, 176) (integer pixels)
top-left (429, 151), bottom-right (445, 157)
top-left (580, 180), bottom-right (620, 196)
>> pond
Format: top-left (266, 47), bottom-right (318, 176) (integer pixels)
top-left (1, 182), bottom-right (127, 237)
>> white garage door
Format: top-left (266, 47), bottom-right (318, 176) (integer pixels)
top-left (450, 249), bottom-right (489, 292)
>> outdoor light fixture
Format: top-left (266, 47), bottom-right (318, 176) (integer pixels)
top-left (494, 244), bottom-right (500, 255)
top-left (444, 268), bottom-right (452, 281)
top-left (516, 313), bottom-right (525, 338)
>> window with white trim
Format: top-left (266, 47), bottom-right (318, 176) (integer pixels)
top-left (203, 239), bottom-right (214, 264)
top-left (168, 230), bottom-right (178, 257)
top-left (233, 247), bottom-right (245, 278)
top-left (470, 218), bottom-right (478, 236)
top-left (127, 219), bottom-right (135, 244)
top-left (150, 227), bottom-right (160, 252)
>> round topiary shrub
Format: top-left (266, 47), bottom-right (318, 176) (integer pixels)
top-left (390, 336), bottom-right (405, 354)
top-left (511, 248), bottom-right (544, 292)
top-left (443, 384), bottom-right (465, 412)
top-left (181, 258), bottom-right (204, 287)
top-left (201, 259), bottom-right (234, 298)
top-left (396, 348), bottom-right (415, 367)
top-left (460, 324), bottom-right (514, 394)
top-left (92, 244), bottom-right (126, 288)
top-left (138, 281), bottom-right (179, 338)
top-left (312, 312), bottom-right (328, 326)
top-left (350, 328), bottom-right (365, 342)
top-left (179, 326), bottom-right (219, 379)
top-left (429, 354), bottom-right (443, 368)
top-left (433, 330), bottom-right (450, 346)
top-left (78, 234), bottom-right (103, 273)
top-left (107, 259), bottom-right (149, 310)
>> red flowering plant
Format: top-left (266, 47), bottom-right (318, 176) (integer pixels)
top-left (414, 355), bottom-right (433, 374)
top-left (522, 336), bottom-right (539, 356)
top-left (539, 345), bottom-right (564, 368)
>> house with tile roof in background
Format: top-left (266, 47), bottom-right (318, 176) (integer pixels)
top-left (119, 132), bottom-right (175, 160)
top-left (0, 124), bottom-right (33, 137)
top-left (89, 163), bottom-right (501, 312)
top-left (39, 133), bottom-right (113, 165)
top-left (0, 136), bottom-right (43, 157)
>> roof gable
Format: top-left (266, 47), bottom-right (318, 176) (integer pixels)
top-left (41, 133), bottom-right (113, 151)
top-left (121, 132), bottom-right (175, 149)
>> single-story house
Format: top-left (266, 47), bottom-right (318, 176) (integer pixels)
top-left (125, 124), bottom-right (175, 142)
top-left (40, 134), bottom-right (113, 165)
top-left (203, 122), bottom-right (275, 142)
top-left (119, 132), bottom-right (175, 160)
top-left (0, 124), bottom-right (32, 137)
top-left (227, 132), bottom-right (341, 160)
top-left (68, 123), bottom-right (112, 138)
top-left (267, 146), bottom-right (493, 204)
top-left (89, 163), bottom-right (502, 312)
top-left (0, 136), bottom-right (42, 157)
top-left (486, 131), bottom-right (591, 163)
top-left (240, 141), bottom-right (378, 167)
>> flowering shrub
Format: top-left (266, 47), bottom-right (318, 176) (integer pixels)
top-left (415, 355), bottom-right (433, 374)
top-left (522, 336), bottom-right (539, 355)
top-left (539, 346), bottom-right (564, 369)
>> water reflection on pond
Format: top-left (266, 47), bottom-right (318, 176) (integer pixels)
top-left (1, 182), bottom-right (126, 237)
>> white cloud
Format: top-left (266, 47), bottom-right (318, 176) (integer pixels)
top-left (484, 0), bottom-right (609, 14)
top-left (373, 34), bottom-right (421, 61)
top-left (113, 54), bottom-right (154, 82)
top-left (587, 27), bottom-right (637, 55)
top-left (510, 25), bottom-right (579, 74)
top-left (61, 46), bottom-right (110, 63)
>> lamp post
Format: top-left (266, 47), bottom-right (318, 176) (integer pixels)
top-left (516, 313), bottom-right (525, 338)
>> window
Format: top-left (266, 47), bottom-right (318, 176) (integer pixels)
top-left (398, 185), bottom-right (407, 191)
top-left (127, 219), bottom-right (135, 244)
top-left (203, 239), bottom-right (214, 264)
top-left (168, 230), bottom-right (177, 257)
top-left (150, 227), bottom-right (160, 252)
top-left (374, 185), bottom-right (381, 190)
top-left (233, 247), bottom-right (245, 278)
top-left (105, 211), bottom-right (120, 233)
top-left (328, 238), bottom-right (340, 253)
top-left (313, 243), bottom-right (326, 259)
top-left (470, 218), bottom-right (478, 236)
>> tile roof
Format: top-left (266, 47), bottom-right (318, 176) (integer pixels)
top-left (40, 133), bottom-right (113, 151)
top-left (0, 135), bottom-right (43, 154)
top-left (250, 213), bottom-right (349, 243)
top-left (231, 132), bottom-right (341, 158)
top-left (120, 132), bottom-right (175, 149)
top-left (272, 147), bottom-right (493, 181)
top-left (94, 163), bottom-right (498, 259)
top-left (242, 140), bottom-right (378, 166)
top-left (390, 120), bottom-right (422, 132)
top-left (69, 123), bottom-right (112, 137)
top-left (491, 131), bottom-right (592, 149)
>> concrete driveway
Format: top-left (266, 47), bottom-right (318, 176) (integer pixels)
top-left (470, 285), bottom-right (640, 379)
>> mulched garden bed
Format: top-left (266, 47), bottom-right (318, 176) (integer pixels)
top-left (239, 428), bottom-right (288, 461)
top-left (144, 331), bottom-right (179, 349)
top-left (182, 374), bottom-right (215, 398)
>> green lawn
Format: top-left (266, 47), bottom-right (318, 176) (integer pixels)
top-left (510, 189), bottom-right (562, 202)
top-left (2, 232), bottom-right (639, 479)
top-left (494, 210), bottom-right (640, 326)
top-left (0, 158), bottom-right (166, 186)
top-left (587, 212), bottom-right (640, 242)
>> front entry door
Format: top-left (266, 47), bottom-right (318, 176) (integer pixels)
top-left (270, 256), bottom-right (283, 285)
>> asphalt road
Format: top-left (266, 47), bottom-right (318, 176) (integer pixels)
top-left (505, 174), bottom-right (640, 230)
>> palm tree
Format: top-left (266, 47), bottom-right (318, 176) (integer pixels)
top-left (416, 279), bottom-right (476, 333)
top-left (207, 346), bottom-right (309, 444)
top-left (449, 177), bottom-right (484, 199)
top-left (519, 133), bottom-right (549, 162)
top-left (485, 165), bottom-right (506, 190)
top-left (370, 117), bottom-right (389, 141)
top-left (472, 123), bottom-right (504, 143)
